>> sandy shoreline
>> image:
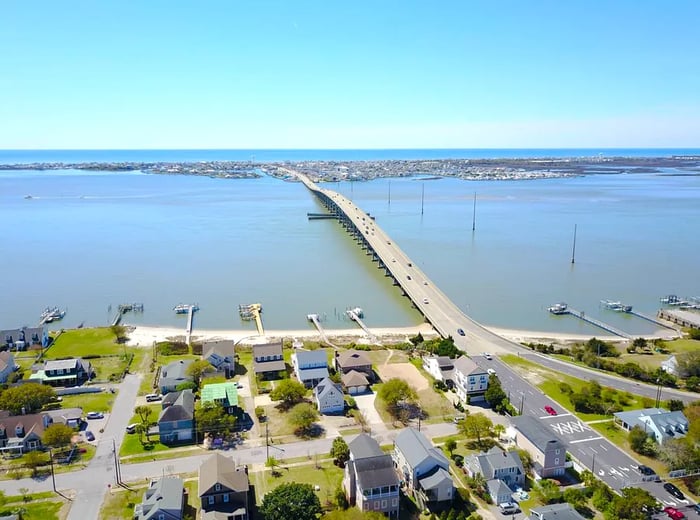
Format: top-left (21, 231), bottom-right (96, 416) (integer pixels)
top-left (125, 322), bottom-right (667, 347)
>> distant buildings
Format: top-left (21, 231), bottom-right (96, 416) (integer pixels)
top-left (658, 309), bottom-right (700, 329)
top-left (511, 415), bottom-right (567, 478)
top-left (198, 453), bottom-right (250, 520)
top-left (292, 349), bottom-right (329, 388)
top-left (28, 358), bottom-right (93, 387)
top-left (0, 351), bottom-right (18, 384)
top-left (159, 359), bottom-right (194, 394)
top-left (344, 434), bottom-right (400, 518)
top-left (134, 476), bottom-right (185, 520)
top-left (613, 408), bottom-right (689, 445)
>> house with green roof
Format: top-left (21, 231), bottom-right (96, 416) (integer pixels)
top-left (201, 382), bottom-right (239, 414)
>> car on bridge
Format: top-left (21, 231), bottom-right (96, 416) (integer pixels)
top-left (457, 328), bottom-right (465, 336)
top-left (422, 298), bottom-right (429, 304)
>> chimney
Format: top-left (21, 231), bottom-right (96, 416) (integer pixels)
top-left (21, 407), bottom-right (26, 415)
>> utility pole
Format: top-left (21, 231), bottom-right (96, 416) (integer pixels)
top-left (49, 449), bottom-right (57, 493)
top-left (472, 192), bottom-right (476, 231)
top-left (591, 452), bottom-right (596, 474)
top-left (571, 224), bottom-right (577, 264)
top-left (519, 395), bottom-right (525, 415)
top-left (265, 421), bottom-right (270, 461)
top-left (112, 438), bottom-right (121, 485)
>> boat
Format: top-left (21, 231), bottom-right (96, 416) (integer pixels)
top-left (548, 302), bottom-right (568, 315)
top-left (40, 306), bottom-right (65, 323)
top-left (600, 300), bottom-right (633, 312)
top-left (173, 303), bottom-right (198, 314)
top-left (660, 295), bottom-right (680, 305)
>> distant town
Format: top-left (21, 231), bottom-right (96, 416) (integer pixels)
top-left (2, 154), bottom-right (699, 182)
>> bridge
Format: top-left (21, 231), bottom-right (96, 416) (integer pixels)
top-left (290, 170), bottom-right (518, 355)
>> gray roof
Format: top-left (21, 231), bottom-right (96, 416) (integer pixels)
top-left (44, 408), bottom-right (83, 424)
top-left (158, 390), bottom-right (194, 423)
top-left (486, 478), bottom-right (512, 500)
top-left (314, 377), bottom-right (343, 400)
top-left (252, 341), bottom-right (283, 359)
top-left (1, 326), bottom-right (45, 345)
top-left (529, 503), bottom-right (586, 520)
top-left (0, 352), bottom-right (16, 373)
top-left (349, 434), bottom-right (383, 460)
top-left (614, 408), bottom-right (689, 441)
top-left (199, 453), bottom-right (249, 496)
top-left (453, 355), bottom-right (486, 376)
top-left (394, 427), bottom-right (449, 470)
top-left (203, 340), bottom-right (234, 359)
top-left (136, 476), bottom-right (184, 520)
top-left (353, 454), bottom-right (399, 490)
top-left (419, 467), bottom-right (452, 491)
top-left (253, 358), bottom-right (286, 373)
top-left (336, 350), bottom-right (371, 368)
top-left (342, 370), bottom-right (369, 387)
top-left (297, 366), bottom-right (329, 382)
top-left (470, 447), bottom-right (524, 480)
top-left (160, 359), bottom-right (194, 387)
top-left (295, 349), bottom-right (328, 368)
top-left (512, 415), bottom-right (566, 453)
top-left (43, 358), bottom-right (83, 371)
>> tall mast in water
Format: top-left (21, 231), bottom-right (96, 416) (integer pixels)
top-left (388, 180), bottom-right (391, 206)
top-left (421, 184), bottom-right (425, 215)
top-left (571, 224), bottom-right (577, 264)
top-left (472, 192), bottom-right (476, 231)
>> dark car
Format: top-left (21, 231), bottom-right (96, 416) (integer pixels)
top-left (457, 328), bottom-right (465, 336)
top-left (664, 482), bottom-right (685, 500)
top-left (692, 504), bottom-right (700, 514)
top-left (637, 464), bottom-right (655, 476)
top-left (85, 431), bottom-right (95, 441)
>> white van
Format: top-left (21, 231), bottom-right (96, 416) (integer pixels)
top-left (499, 502), bottom-right (518, 514)
top-left (145, 393), bottom-right (162, 402)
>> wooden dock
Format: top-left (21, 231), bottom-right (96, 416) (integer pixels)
top-left (629, 309), bottom-right (680, 334)
top-left (239, 303), bottom-right (264, 336)
top-left (307, 313), bottom-right (338, 348)
top-left (563, 307), bottom-right (632, 339)
top-left (346, 308), bottom-right (379, 344)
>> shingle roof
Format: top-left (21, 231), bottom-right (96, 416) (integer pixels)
top-left (252, 341), bottom-right (283, 358)
top-left (43, 359), bottom-right (81, 371)
top-left (314, 377), bottom-right (343, 400)
top-left (419, 467), bottom-right (452, 491)
top-left (203, 340), bottom-right (234, 360)
top-left (158, 390), bottom-right (194, 423)
top-left (0, 351), bottom-right (15, 373)
top-left (471, 447), bottom-right (524, 479)
top-left (512, 415), bottom-right (566, 453)
top-left (349, 434), bottom-right (383, 459)
top-left (342, 370), bottom-right (369, 387)
top-left (336, 350), bottom-right (371, 368)
top-left (295, 349), bottom-right (328, 368)
top-left (486, 478), bottom-right (511, 501)
top-left (529, 503), bottom-right (586, 520)
top-left (297, 366), bottom-right (329, 381)
top-left (199, 453), bottom-right (249, 496)
top-left (353, 455), bottom-right (399, 490)
top-left (614, 408), bottom-right (689, 441)
top-left (160, 359), bottom-right (194, 387)
top-left (453, 356), bottom-right (486, 376)
top-left (394, 427), bottom-right (449, 470)
top-left (136, 476), bottom-right (184, 520)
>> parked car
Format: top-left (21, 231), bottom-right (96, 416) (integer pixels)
top-left (499, 502), bottom-right (519, 515)
top-left (86, 412), bottom-right (104, 420)
top-left (664, 482), bottom-right (685, 500)
top-left (126, 424), bottom-right (138, 434)
top-left (85, 431), bottom-right (95, 441)
top-left (487, 368), bottom-right (496, 375)
top-left (145, 393), bottom-right (162, 402)
top-left (637, 464), bottom-right (655, 475)
top-left (663, 506), bottom-right (685, 519)
top-left (457, 328), bottom-right (465, 336)
top-left (544, 405), bottom-right (558, 416)
top-left (692, 503), bottom-right (700, 514)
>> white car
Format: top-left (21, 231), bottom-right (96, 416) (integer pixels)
top-left (487, 368), bottom-right (496, 375)
top-left (483, 352), bottom-right (493, 360)
top-left (422, 298), bottom-right (429, 304)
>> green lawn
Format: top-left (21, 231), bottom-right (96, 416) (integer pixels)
top-left (0, 500), bottom-right (65, 520)
top-left (60, 391), bottom-right (115, 414)
top-left (590, 421), bottom-right (669, 476)
top-left (250, 459), bottom-right (343, 506)
top-left (100, 478), bottom-right (198, 519)
top-left (45, 327), bottom-right (122, 358)
top-left (120, 431), bottom-right (170, 457)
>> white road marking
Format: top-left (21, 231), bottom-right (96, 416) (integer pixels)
top-left (569, 437), bottom-right (604, 444)
top-left (620, 467), bottom-right (630, 472)
top-left (590, 447), bottom-right (598, 454)
top-left (599, 445), bottom-right (608, 451)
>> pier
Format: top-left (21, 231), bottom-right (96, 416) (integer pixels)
top-left (111, 303), bottom-right (144, 326)
top-left (628, 309), bottom-right (680, 335)
top-left (345, 307), bottom-right (378, 344)
top-left (307, 212), bottom-right (337, 220)
top-left (239, 303), bottom-right (264, 336)
top-left (550, 305), bottom-right (632, 339)
top-left (306, 313), bottom-right (338, 348)
top-left (185, 305), bottom-right (196, 345)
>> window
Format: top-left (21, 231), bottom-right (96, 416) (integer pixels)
top-left (392, 498), bottom-right (398, 506)
top-left (382, 500), bottom-right (387, 508)
top-left (208, 496), bottom-right (214, 505)
top-left (555, 458), bottom-right (560, 465)
top-left (215, 484), bottom-right (221, 491)
top-left (363, 502), bottom-right (369, 511)
top-left (555, 449), bottom-right (560, 455)
top-left (223, 493), bottom-right (229, 503)
top-left (374, 501), bottom-right (380, 510)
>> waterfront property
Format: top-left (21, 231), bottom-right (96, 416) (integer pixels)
top-left (613, 408), bottom-right (689, 445)
top-left (1, 326), bottom-right (48, 351)
top-left (422, 355), bottom-right (455, 384)
top-left (159, 359), bottom-right (194, 394)
top-left (202, 340), bottom-right (235, 376)
top-left (314, 376), bottom-right (345, 414)
top-left (157, 390), bottom-right (195, 445)
top-left (133, 476), bottom-right (186, 520)
top-left (201, 382), bottom-right (239, 414)
top-left (28, 358), bottom-right (93, 387)
top-left (0, 351), bottom-right (18, 384)
top-left (452, 356), bottom-right (489, 403)
top-left (344, 434), bottom-right (400, 518)
top-left (510, 415), bottom-right (567, 478)
top-left (252, 341), bottom-right (286, 379)
top-left (465, 447), bottom-right (525, 504)
top-left (342, 370), bottom-right (370, 395)
top-left (334, 350), bottom-right (373, 380)
top-left (292, 349), bottom-right (329, 388)
top-left (198, 453), bottom-right (250, 520)
top-left (393, 427), bottom-right (453, 508)
top-left (0, 410), bottom-right (50, 454)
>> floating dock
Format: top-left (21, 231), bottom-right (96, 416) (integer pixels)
top-left (346, 307), bottom-right (379, 344)
top-left (239, 303), bottom-right (264, 335)
top-left (111, 302), bottom-right (144, 326)
top-left (307, 313), bottom-right (338, 348)
top-left (548, 303), bottom-right (632, 339)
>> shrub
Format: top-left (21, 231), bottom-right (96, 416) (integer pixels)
top-left (452, 454), bottom-right (464, 467)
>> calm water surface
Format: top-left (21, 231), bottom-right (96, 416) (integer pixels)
top-left (1, 168), bottom-right (699, 335)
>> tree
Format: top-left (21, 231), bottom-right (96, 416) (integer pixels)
top-left (377, 378), bottom-right (417, 414)
top-left (289, 403), bottom-right (318, 436)
top-left (686, 376), bottom-right (700, 392)
top-left (493, 424), bottom-right (506, 439)
top-left (259, 482), bottom-right (322, 520)
top-left (536, 479), bottom-right (562, 504)
top-left (23, 451), bottom-right (48, 477)
top-left (266, 456), bottom-right (280, 475)
top-left (110, 324), bottom-right (127, 343)
top-left (676, 350), bottom-right (700, 378)
top-left (42, 423), bottom-right (75, 448)
top-left (562, 488), bottom-right (586, 509)
top-left (484, 375), bottom-right (508, 412)
top-left (630, 337), bottom-right (648, 353)
top-left (457, 413), bottom-right (493, 446)
top-left (176, 381), bottom-right (197, 392)
top-left (659, 438), bottom-right (700, 470)
top-left (516, 448), bottom-right (533, 475)
top-left (444, 438), bottom-right (457, 457)
top-left (330, 436), bottom-right (350, 467)
top-left (135, 423), bottom-right (147, 445)
top-left (667, 399), bottom-right (685, 411)
top-left (186, 360), bottom-right (215, 387)
top-left (606, 487), bottom-right (657, 520)
top-left (134, 405), bottom-right (153, 424)
top-left (629, 425), bottom-right (650, 454)
top-left (269, 379), bottom-right (307, 409)
top-left (196, 402), bottom-right (236, 438)
top-left (0, 383), bottom-right (56, 415)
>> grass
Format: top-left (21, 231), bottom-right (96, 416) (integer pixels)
top-left (100, 478), bottom-right (198, 519)
top-left (60, 392), bottom-right (116, 414)
top-left (45, 327), bottom-right (121, 358)
top-left (263, 402), bottom-right (299, 440)
top-left (119, 403), bottom-right (169, 456)
top-left (250, 459), bottom-right (343, 506)
top-left (0, 500), bottom-right (64, 520)
top-left (90, 355), bottom-right (131, 381)
top-left (121, 446), bottom-right (204, 464)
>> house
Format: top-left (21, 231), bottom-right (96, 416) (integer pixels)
top-left (528, 503), bottom-right (586, 520)
top-left (44, 408), bottom-right (83, 429)
top-left (511, 415), bottom-right (567, 478)
top-left (465, 447), bottom-right (525, 503)
top-left (661, 355), bottom-right (679, 376)
top-left (613, 408), bottom-right (689, 445)
top-left (0, 411), bottom-right (50, 454)
top-left (344, 434), bottom-right (400, 518)
top-left (134, 476), bottom-right (185, 520)
top-left (203, 340), bottom-right (235, 375)
top-left (158, 390), bottom-right (195, 445)
top-left (159, 359), bottom-right (194, 394)
top-left (335, 350), bottom-right (373, 380)
top-left (452, 356), bottom-right (489, 403)
top-left (422, 355), bottom-right (454, 384)
top-left (252, 341), bottom-right (286, 379)
top-left (1, 327), bottom-right (48, 351)
top-left (199, 453), bottom-right (250, 520)
top-left (314, 377), bottom-right (345, 414)
top-left (0, 351), bottom-right (18, 384)
top-left (28, 358), bottom-right (93, 387)
top-left (201, 383), bottom-right (239, 414)
top-left (393, 427), bottom-right (453, 507)
top-left (342, 370), bottom-right (370, 395)
top-left (292, 349), bottom-right (329, 388)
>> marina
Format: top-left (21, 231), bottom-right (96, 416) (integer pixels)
top-left (39, 306), bottom-right (65, 325)
top-left (239, 303), bottom-right (264, 336)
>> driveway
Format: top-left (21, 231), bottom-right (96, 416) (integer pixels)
top-left (353, 392), bottom-right (388, 434)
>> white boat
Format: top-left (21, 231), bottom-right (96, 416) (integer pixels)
top-left (548, 302), bottom-right (568, 314)
top-left (601, 300), bottom-right (633, 312)
top-left (40, 306), bottom-right (65, 323)
top-left (173, 303), bottom-right (198, 314)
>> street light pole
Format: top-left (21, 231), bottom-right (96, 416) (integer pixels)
top-left (265, 421), bottom-right (269, 461)
top-left (49, 448), bottom-right (57, 493)
top-left (655, 378), bottom-right (662, 408)
top-left (519, 395), bottom-right (525, 415)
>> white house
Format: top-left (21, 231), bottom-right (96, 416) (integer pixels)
top-left (422, 355), bottom-right (454, 383)
top-left (452, 356), bottom-right (489, 403)
top-left (613, 408), bottom-right (689, 445)
top-left (292, 349), bottom-right (329, 388)
top-left (314, 377), bottom-right (345, 414)
top-left (0, 351), bottom-right (18, 384)
top-left (661, 355), bottom-right (679, 376)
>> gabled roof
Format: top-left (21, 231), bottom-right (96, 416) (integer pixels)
top-left (252, 341), bottom-right (283, 358)
top-left (43, 358), bottom-right (82, 371)
top-left (419, 467), bottom-right (452, 491)
top-left (614, 408), bottom-right (689, 441)
top-left (342, 370), bottom-right (369, 387)
top-left (0, 351), bottom-right (16, 373)
top-left (349, 433), bottom-right (383, 460)
top-left (0, 412), bottom-right (48, 439)
top-left (486, 478), bottom-right (511, 500)
top-left (201, 383), bottom-right (238, 407)
top-left (512, 415), bottom-right (566, 453)
top-left (136, 476), bottom-right (184, 520)
top-left (160, 359), bottom-right (194, 388)
top-left (394, 427), bottom-right (449, 470)
top-left (199, 453), bottom-right (249, 496)
top-left (314, 377), bottom-right (343, 400)
top-left (336, 350), bottom-right (371, 368)
top-left (295, 349), bottom-right (328, 368)
top-left (44, 408), bottom-right (83, 425)
top-left (453, 356), bottom-right (486, 376)
top-left (203, 340), bottom-right (234, 360)
top-left (470, 447), bottom-right (524, 479)
top-left (297, 366), bottom-right (329, 381)
top-left (353, 455), bottom-right (399, 490)
top-left (158, 390), bottom-right (194, 423)
top-left (530, 503), bottom-right (586, 520)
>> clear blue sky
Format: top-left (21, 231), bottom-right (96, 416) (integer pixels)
top-left (2, 1), bottom-right (699, 149)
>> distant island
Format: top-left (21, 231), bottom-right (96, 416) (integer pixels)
top-left (3, 155), bottom-right (699, 182)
